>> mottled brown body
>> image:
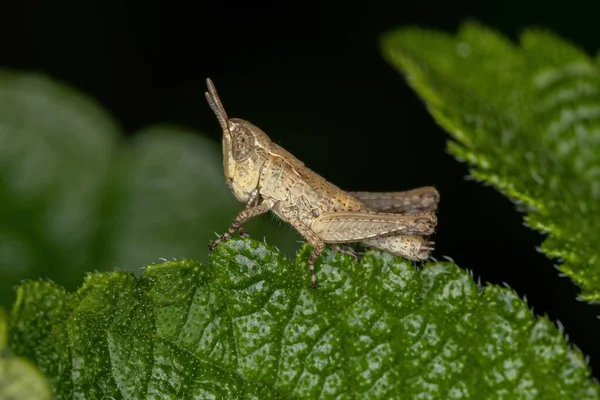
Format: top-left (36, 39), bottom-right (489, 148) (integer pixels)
top-left (205, 79), bottom-right (439, 287)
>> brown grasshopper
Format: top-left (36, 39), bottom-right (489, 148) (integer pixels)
top-left (205, 78), bottom-right (438, 287)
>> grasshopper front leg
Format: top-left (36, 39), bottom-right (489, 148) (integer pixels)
top-left (209, 191), bottom-right (271, 251)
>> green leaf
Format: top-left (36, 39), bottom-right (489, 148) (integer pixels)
top-left (381, 23), bottom-right (600, 302)
top-left (0, 70), bottom-right (300, 308)
top-left (0, 69), bottom-right (119, 305)
top-left (0, 309), bottom-right (51, 399)
top-left (9, 239), bottom-right (599, 399)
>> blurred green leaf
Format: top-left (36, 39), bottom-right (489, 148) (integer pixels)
top-left (0, 70), bottom-right (300, 309)
top-left (9, 239), bottom-right (599, 399)
top-left (0, 70), bottom-right (119, 306)
top-left (0, 309), bottom-right (51, 399)
top-left (381, 23), bottom-right (600, 302)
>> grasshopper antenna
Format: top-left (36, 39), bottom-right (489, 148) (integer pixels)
top-left (205, 78), bottom-right (229, 131)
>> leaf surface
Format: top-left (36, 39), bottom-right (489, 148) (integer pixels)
top-left (0, 310), bottom-right (51, 399)
top-left (9, 239), bottom-right (599, 399)
top-left (382, 23), bottom-right (600, 301)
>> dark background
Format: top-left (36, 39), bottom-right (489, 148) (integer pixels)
top-left (3, 0), bottom-right (600, 378)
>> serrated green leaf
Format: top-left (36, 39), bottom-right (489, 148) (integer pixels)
top-left (381, 23), bottom-right (600, 302)
top-left (9, 239), bottom-right (599, 399)
top-left (0, 309), bottom-right (51, 399)
top-left (0, 70), bottom-right (300, 308)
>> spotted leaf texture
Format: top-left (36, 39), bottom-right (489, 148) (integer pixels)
top-left (0, 310), bottom-right (51, 400)
top-left (381, 23), bottom-right (600, 302)
top-left (8, 239), bottom-right (599, 399)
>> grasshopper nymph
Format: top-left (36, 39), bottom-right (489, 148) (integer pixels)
top-left (205, 78), bottom-right (439, 288)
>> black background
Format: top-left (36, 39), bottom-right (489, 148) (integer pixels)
top-left (3, 0), bottom-right (600, 379)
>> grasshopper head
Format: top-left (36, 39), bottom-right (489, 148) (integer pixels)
top-left (205, 78), bottom-right (272, 203)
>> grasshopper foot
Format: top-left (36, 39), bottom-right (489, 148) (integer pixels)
top-left (310, 274), bottom-right (319, 289)
top-left (209, 221), bottom-right (248, 251)
top-left (332, 245), bottom-right (360, 263)
top-left (209, 233), bottom-right (231, 251)
top-left (238, 226), bottom-right (250, 238)
top-left (209, 226), bottom-right (237, 251)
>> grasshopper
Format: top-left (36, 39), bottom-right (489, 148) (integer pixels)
top-left (205, 78), bottom-right (439, 287)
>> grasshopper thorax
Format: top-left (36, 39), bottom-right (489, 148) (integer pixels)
top-left (205, 79), bottom-right (272, 203)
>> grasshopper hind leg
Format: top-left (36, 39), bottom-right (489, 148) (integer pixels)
top-left (331, 244), bottom-right (360, 263)
top-left (209, 197), bottom-right (270, 251)
top-left (292, 223), bottom-right (327, 288)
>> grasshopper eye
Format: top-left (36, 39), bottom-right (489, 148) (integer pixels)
top-left (231, 126), bottom-right (255, 161)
